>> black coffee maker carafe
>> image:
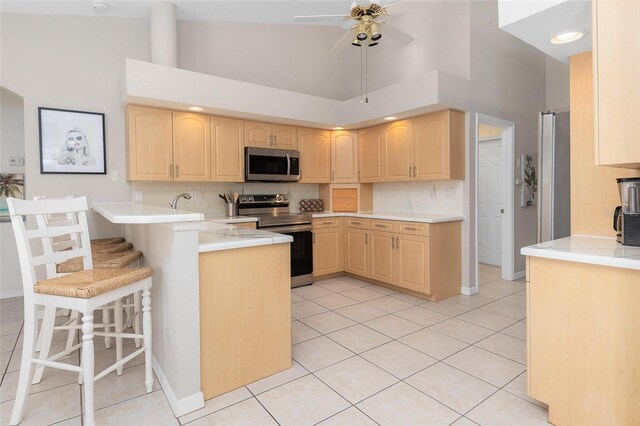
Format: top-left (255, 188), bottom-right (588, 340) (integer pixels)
top-left (614, 177), bottom-right (640, 246)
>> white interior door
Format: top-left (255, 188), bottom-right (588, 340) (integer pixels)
top-left (478, 139), bottom-right (503, 267)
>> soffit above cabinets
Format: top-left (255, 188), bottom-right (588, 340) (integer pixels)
top-left (498, 0), bottom-right (591, 64)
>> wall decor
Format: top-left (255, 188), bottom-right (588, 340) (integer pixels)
top-left (38, 107), bottom-right (106, 174)
top-left (0, 173), bottom-right (25, 221)
top-left (521, 154), bottom-right (537, 207)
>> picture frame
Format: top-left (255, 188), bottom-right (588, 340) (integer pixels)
top-left (38, 107), bottom-right (106, 174)
top-left (0, 173), bottom-right (25, 222)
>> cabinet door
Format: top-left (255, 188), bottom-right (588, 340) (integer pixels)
top-left (211, 117), bottom-right (244, 182)
top-left (593, 0), bottom-right (640, 168)
top-left (413, 111), bottom-right (448, 180)
top-left (383, 120), bottom-right (413, 181)
top-left (345, 228), bottom-right (369, 277)
top-left (244, 121), bottom-right (272, 148)
top-left (126, 106), bottom-right (173, 181)
top-left (272, 125), bottom-right (298, 150)
top-left (369, 231), bottom-right (396, 285)
top-left (358, 126), bottom-right (384, 182)
top-left (173, 112), bottom-right (210, 181)
top-left (331, 131), bottom-right (359, 183)
top-left (299, 128), bottom-right (331, 183)
top-left (313, 227), bottom-right (342, 276)
top-left (397, 234), bottom-right (430, 294)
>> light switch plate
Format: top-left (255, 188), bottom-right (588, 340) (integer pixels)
top-left (9, 156), bottom-right (24, 166)
top-left (134, 191), bottom-right (143, 202)
top-left (190, 191), bottom-right (197, 201)
top-left (446, 188), bottom-right (457, 199)
top-left (110, 170), bottom-right (119, 181)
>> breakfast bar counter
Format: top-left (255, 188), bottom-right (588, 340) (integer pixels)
top-left (91, 203), bottom-right (292, 417)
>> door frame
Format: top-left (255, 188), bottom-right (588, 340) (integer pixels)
top-left (475, 114), bottom-right (515, 286)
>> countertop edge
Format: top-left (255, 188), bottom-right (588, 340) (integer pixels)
top-left (311, 212), bottom-right (465, 223)
top-left (198, 235), bottom-right (292, 253)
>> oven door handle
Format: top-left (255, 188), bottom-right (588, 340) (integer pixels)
top-left (286, 153), bottom-right (291, 176)
top-left (262, 225), bottom-right (312, 234)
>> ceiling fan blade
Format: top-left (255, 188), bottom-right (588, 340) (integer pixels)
top-left (383, 0), bottom-right (429, 15)
top-left (380, 23), bottom-right (414, 44)
top-left (330, 27), bottom-right (356, 53)
top-left (293, 14), bottom-right (350, 25)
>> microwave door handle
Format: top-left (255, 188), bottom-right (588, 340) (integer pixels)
top-left (286, 153), bottom-right (291, 176)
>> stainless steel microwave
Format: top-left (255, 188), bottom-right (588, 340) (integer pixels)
top-left (245, 147), bottom-right (300, 182)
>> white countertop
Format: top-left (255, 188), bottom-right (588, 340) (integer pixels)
top-left (312, 211), bottom-right (465, 223)
top-left (92, 202), bottom-right (204, 224)
top-left (204, 215), bottom-right (258, 224)
top-left (521, 235), bottom-right (640, 271)
top-left (198, 222), bottom-right (292, 253)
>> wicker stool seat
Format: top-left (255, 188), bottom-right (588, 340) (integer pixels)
top-left (34, 267), bottom-right (153, 299)
top-left (90, 237), bottom-right (125, 246)
top-left (91, 242), bottom-right (133, 254)
top-left (57, 251), bottom-right (142, 274)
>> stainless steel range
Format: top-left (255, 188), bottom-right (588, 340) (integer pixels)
top-left (238, 194), bottom-right (313, 287)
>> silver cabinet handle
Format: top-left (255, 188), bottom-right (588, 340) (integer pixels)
top-left (169, 164), bottom-right (173, 178)
top-left (313, 233), bottom-right (316, 244)
top-left (274, 134), bottom-right (277, 145)
top-left (413, 166), bottom-right (416, 177)
top-left (391, 237), bottom-right (395, 249)
top-left (322, 221), bottom-right (334, 225)
top-left (374, 224), bottom-right (386, 228)
top-left (332, 170), bottom-right (335, 181)
top-left (365, 234), bottom-right (368, 244)
top-left (396, 237), bottom-right (399, 249)
top-left (409, 166), bottom-right (412, 177)
top-left (404, 226), bottom-right (417, 231)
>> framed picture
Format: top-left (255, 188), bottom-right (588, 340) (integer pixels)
top-left (38, 107), bottom-right (106, 174)
top-left (0, 173), bottom-right (25, 222)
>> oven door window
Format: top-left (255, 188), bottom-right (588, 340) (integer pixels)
top-left (288, 230), bottom-right (313, 277)
top-left (248, 154), bottom-right (288, 176)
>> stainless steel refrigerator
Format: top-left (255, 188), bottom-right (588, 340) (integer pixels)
top-left (537, 111), bottom-right (571, 243)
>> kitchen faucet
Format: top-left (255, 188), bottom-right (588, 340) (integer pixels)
top-left (170, 192), bottom-right (192, 210)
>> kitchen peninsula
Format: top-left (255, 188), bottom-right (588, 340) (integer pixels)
top-left (91, 203), bottom-right (293, 417)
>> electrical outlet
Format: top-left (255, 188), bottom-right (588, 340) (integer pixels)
top-left (446, 188), bottom-right (457, 199)
top-left (190, 191), bottom-right (197, 201)
top-left (9, 156), bottom-right (24, 166)
top-left (134, 191), bottom-right (143, 202)
top-left (110, 170), bottom-right (119, 181)
top-left (428, 185), bottom-right (436, 199)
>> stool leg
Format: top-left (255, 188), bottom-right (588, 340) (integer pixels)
top-left (65, 310), bottom-right (79, 355)
top-left (134, 291), bottom-right (142, 348)
top-left (142, 285), bottom-right (153, 393)
top-left (114, 299), bottom-right (123, 375)
top-left (103, 307), bottom-right (111, 349)
top-left (81, 312), bottom-right (95, 426)
top-left (9, 302), bottom-right (38, 425)
top-left (32, 306), bottom-right (56, 384)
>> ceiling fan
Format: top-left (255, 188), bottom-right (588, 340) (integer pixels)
top-left (294, 0), bottom-right (426, 53)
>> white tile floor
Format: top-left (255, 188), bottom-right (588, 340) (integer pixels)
top-left (0, 265), bottom-right (550, 425)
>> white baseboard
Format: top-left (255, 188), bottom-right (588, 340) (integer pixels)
top-left (461, 286), bottom-right (478, 296)
top-left (1, 289), bottom-right (23, 299)
top-left (153, 356), bottom-right (204, 417)
top-left (512, 270), bottom-right (526, 280)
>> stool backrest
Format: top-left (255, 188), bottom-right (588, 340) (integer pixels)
top-left (7, 197), bottom-right (94, 297)
top-left (33, 195), bottom-right (79, 255)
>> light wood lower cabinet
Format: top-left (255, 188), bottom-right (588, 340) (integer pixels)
top-left (313, 227), bottom-right (343, 277)
top-left (345, 227), bottom-right (369, 277)
top-left (396, 234), bottom-right (429, 294)
top-left (369, 230), bottom-right (396, 285)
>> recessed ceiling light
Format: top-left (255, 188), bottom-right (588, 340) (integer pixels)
top-left (332, 127), bottom-right (344, 130)
top-left (550, 30), bottom-right (584, 45)
top-left (384, 116), bottom-right (398, 121)
top-left (188, 106), bottom-right (204, 112)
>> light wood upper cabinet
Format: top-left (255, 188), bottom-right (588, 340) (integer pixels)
top-left (396, 234), bottom-right (430, 294)
top-left (345, 228), bottom-right (369, 277)
top-left (211, 117), bottom-right (244, 182)
top-left (173, 112), bottom-right (210, 181)
top-left (369, 231), bottom-right (396, 285)
top-left (592, 0), bottom-right (640, 168)
top-left (126, 106), bottom-right (173, 181)
top-left (298, 128), bottom-right (331, 183)
top-left (313, 225), bottom-right (343, 277)
top-left (331, 131), bottom-right (359, 183)
top-left (358, 125), bottom-right (384, 182)
top-left (413, 110), bottom-right (465, 181)
top-left (245, 121), bottom-right (297, 150)
top-left (384, 120), bottom-right (414, 181)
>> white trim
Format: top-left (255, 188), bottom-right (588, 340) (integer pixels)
top-left (513, 270), bottom-right (526, 280)
top-left (0, 289), bottom-right (24, 299)
top-left (461, 286), bottom-right (478, 296)
top-left (475, 114), bottom-right (517, 289)
top-left (153, 356), bottom-right (205, 417)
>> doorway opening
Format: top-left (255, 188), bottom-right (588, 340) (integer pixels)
top-left (475, 114), bottom-right (515, 291)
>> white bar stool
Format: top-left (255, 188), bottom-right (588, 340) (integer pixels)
top-left (7, 196), bottom-right (153, 426)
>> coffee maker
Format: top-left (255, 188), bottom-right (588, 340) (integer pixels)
top-left (614, 177), bottom-right (640, 246)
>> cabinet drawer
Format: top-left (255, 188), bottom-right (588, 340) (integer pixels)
top-left (232, 222), bottom-right (257, 229)
top-left (370, 220), bottom-right (397, 232)
top-left (397, 222), bottom-right (429, 236)
top-left (346, 218), bottom-right (369, 229)
top-left (313, 218), bottom-right (341, 229)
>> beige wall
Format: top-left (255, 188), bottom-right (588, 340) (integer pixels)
top-left (0, 14), bottom-right (151, 237)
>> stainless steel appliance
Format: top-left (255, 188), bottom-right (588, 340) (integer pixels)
top-left (245, 147), bottom-right (300, 182)
top-left (537, 111), bottom-right (571, 243)
top-left (614, 177), bottom-right (640, 246)
top-left (238, 194), bottom-right (313, 287)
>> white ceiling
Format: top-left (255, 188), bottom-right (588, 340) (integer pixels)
top-left (498, 0), bottom-right (591, 63)
top-left (0, 0), bottom-right (406, 25)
